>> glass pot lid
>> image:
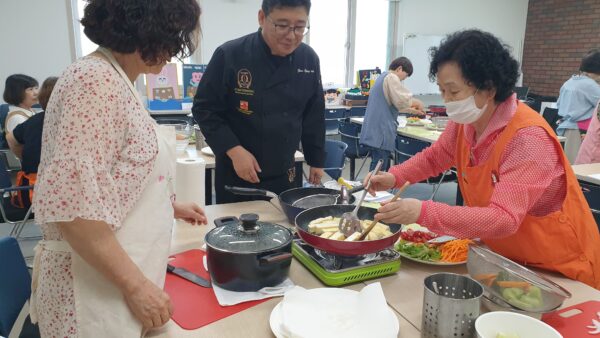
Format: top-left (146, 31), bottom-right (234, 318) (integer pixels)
top-left (205, 213), bottom-right (292, 253)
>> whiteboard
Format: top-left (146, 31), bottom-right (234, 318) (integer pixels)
top-left (402, 34), bottom-right (444, 95)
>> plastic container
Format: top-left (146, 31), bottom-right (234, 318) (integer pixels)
top-left (467, 246), bottom-right (571, 313)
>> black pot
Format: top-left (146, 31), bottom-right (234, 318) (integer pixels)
top-left (204, 213), bottom-right (293, 292)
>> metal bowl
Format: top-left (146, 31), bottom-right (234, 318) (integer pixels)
top-left (466, 246), bottom-right (570, 312)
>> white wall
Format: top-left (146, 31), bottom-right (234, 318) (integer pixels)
top-left (0, 0), bottom-right (529, 98)
top-left (0, 0), bottom-right (76, 99)
top-left (197, 0), bottom-right (262, 63)
top-left (394, 0), bottom-right (529, 65)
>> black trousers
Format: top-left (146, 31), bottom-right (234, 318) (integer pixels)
top-left (214, 157), bottom-right (296, 204)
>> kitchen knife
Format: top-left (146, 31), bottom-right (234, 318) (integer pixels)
top-left (167, 264), bottom-right (211, 288)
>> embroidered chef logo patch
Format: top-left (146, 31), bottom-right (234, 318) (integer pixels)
top-left (237, 69), bottom-right (252, 89)
top-left (240, 100), bottom-right (249, 111)
top-left (235, 68), bottom-right (255, 96)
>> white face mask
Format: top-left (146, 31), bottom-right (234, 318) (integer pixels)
top-left (445, 93), bottom-right (487, 124)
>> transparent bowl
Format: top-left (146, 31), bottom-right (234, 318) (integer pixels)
top-left (466, 246), bottom-right (570, 313)
top-left (431, 116), bottom-right (449, 129)
top-left (163, 123), bottom-right (192, 153)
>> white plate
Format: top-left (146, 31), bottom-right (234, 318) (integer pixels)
top-left (269, 293), bottom-right (400, 338)
top-left (397, 250), bottom-right (466, 266)
top-left (363, 190), bottom-right (394, 202)
top-left (200, 146), bottom-right (214, 156)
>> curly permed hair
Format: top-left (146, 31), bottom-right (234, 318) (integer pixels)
top-left (81, 0), bottom-right (200, 65)
top-left (428, 29), bottom-right (520, 103)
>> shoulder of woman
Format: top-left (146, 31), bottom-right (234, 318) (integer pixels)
top-left (62, 56), bottom-right (126, 93)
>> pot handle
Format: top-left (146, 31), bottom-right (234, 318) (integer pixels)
top-left (225, 185), bottom-right (279, 199)
top-left (214, 216), bottom-right (239, 227)
top-left (259, 252), bottom-right (293, 266)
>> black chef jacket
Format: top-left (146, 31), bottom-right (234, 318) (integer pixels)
top-left (193, 30), bottom-right (325, 200)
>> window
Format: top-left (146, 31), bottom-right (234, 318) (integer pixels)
top-left (309, 0), bottom-right (391, 87)
top-left (309, 0), bottom-right (348, 87)
top-left (353, 0), bottom-right (389, 81)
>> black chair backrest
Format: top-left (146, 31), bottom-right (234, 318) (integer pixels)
top-left (323, 139), bottom-right (348, 180)
top-left (514, 86), bottom-right (529, 100)
top-left (542, 107), bottom-right (560, 133)
top-left (0, 152), bottom-right (12, 189)
top-left (324, 108), bottom-right (346, 120)
top-left (338, 121), bottom-right (368, 158)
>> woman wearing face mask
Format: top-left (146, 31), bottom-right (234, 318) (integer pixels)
top-left (367, 29), bottom-right (600, 289)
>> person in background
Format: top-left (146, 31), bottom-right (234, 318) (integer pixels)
top-left (6, 77), bottom-right (58, 209)
top-left (366, 30), bottom-right (600, 289)
top-left (3, 74), bottom-right (39, 133)
top-left (193, 0), bottom-right (325, 204)
top-left (30, 1), bottom-right (205, 337)
top-left (359, 57), bottom-right (425, 171)
top-left (575, 102), bottom-right (600, 164)
top-left (556, 49), bottom-right (600, 163)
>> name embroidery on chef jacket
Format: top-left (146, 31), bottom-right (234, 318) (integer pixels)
top-left (297, 68), bottom-right (315, 74)
top-left (235, 68), bottom-right (254, 115)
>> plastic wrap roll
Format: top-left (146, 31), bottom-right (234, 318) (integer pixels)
top-left (176, 157), bottom-right (206, 208)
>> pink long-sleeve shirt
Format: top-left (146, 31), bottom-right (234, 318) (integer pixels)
top-left (389, 94), bottom-right (566, 239)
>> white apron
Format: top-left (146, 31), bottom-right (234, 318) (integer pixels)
top-left (30, 47), bottom-right (177, 337)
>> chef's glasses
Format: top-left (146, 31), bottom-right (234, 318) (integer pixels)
top-left (267, 16), bottom-right (310, 36)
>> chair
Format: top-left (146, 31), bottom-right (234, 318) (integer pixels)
top-left (323, 139), bottom-right (348, 180)
top-left (347, 106), bottom-right (366, 118)
top-left (394, 135), bottom-right (456, 200)
top-left (338, 120), bottom-right (370, 180)
top-left (324, 108), bottom-right (346, 136)
top-left (0, 237), bottom-right (33, 337)
top-left (580, 182), bottom-right (600, 233)
top-left (514, 86), bottom-right (529, 101)
top-left (542, 107), bottom-right (560, 134)
top-left (0, 152), bottom-right (35, 240)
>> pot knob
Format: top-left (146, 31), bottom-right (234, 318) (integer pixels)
top-left (240, 213), bottom-right (259, 232)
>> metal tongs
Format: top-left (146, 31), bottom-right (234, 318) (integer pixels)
top-left (338, 160), bottom-right (383, 236)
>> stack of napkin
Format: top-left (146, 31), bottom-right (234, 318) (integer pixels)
top-left (277, 283), bottom-right (398, 338)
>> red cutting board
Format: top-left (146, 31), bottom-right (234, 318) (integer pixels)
top-left (164, 249), bottom-right (269, 330)
top-left (542, 300), bottom-right (600, 337)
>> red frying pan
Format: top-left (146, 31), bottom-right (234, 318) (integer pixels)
top-left (294, 204), bottom-right (402, 256)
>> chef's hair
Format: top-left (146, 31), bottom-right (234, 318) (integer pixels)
top-left (580, 49), bottom-right (600, 74)
top-left (262, 0), bottom-right (311, 16)
top-left (81, 0), bottom-right (201, 66)
top-left (428, 29), bottom-right (519, 103)
top-left (389, 57), bottom-right (413, 77)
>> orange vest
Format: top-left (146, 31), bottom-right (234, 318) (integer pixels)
top-left (11, 171), bottom-right (36, 209)
top-left (456, 101), bottom-right (600, 289)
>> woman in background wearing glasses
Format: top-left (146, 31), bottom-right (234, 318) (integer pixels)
top-left (193, 0), bottom-right (326, 203)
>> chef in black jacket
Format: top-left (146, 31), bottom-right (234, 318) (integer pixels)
top-left (193, 0), bottom-right (325, 204)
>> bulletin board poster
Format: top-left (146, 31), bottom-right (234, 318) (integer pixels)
top-left (357, 68), bottom-right (381, 93)
top-left (182, 64), bottom-right (207, 99)
top-left (146, 63), bottom-right (180, 101)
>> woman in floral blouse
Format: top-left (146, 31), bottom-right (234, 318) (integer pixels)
top-left (31, 1), bottom-right (205, 336)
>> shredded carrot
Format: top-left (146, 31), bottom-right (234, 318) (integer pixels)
top-left (439, 239), bottom-right (473, 262)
